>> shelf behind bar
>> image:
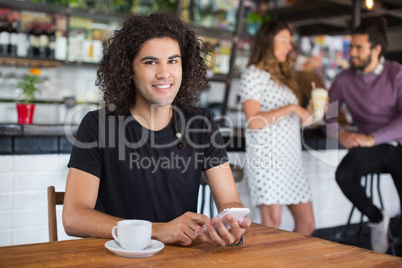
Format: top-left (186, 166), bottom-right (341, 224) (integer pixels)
top-left (209, 73), bottom-right (229, 83)
top-left (0, 56), bottom-right (62, 68)
top-left (0, 98), bottom-right (100, 106)
top-left (0, 98), bottom-right (63, 104)
top-left (0, 0), bottom-right (126, 23)
top-left (0, 56), bottom-right (101, 68)
top-left (190, 24), bottom-right (235, 41)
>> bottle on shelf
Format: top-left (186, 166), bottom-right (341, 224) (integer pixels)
top-left (92, 29), bottom-right (103, 63)
top-left (48, 23), bottom-right (56, 59)
top-left (67, 30), bottom-right (77, 62)
top-left (55, 30), bottom-right (67, 61)
top-left (83, 30), bottom-right (94, 62)
top-left (68, 29), bottom-right (85, 62)
top-left (17, 29), bottom-right (28, 57)
top-left (75, 29), bottom-right (85, 63)
top-left (38, 22), bottom-right (49, 58)
top-left (28, 22), bottom-right (38, 58)
top-left (8, 19), bottom-right (18, 57)
top-left (0, 18), bottom-right (9, 56)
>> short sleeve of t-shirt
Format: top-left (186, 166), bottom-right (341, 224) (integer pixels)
top-left (67, 110), bottom-right (104, 179)
top-left (200, 109), bottom-right (229, 171)
top-left (239, 65), bottom-right (268, 103)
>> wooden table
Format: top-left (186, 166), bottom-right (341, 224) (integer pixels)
top-left (1, 223), bottom-right (401, 267)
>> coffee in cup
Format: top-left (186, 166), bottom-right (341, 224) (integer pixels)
top-left (112, 219), bottom-right (152, 250)
top-left (311, 88), bottom-right (328, 121)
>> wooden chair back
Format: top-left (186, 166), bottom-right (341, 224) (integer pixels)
top-left (47, 186), bottom-right (65, 242)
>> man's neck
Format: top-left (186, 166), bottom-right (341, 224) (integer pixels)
top-left (363, 57), bottom-right (380, 74)
top-left (130, 104), bottom-right (173, 131)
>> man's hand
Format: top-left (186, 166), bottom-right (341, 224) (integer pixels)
top-left (152, 212), bottom-right (209, 246)
top-left (196, 215), bottom-right (251, 247)
top-left (338, 129), bottom-right (375, 149)
top-left (153, 212), bottom-right (251, 247)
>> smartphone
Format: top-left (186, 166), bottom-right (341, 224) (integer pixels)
top-left (202, 207), bottom-right (250, 233)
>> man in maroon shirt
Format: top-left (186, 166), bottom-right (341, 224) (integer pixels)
top-left (329, 19), bottom-right (402, 254)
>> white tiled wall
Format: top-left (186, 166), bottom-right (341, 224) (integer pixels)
top-left (0, 150), bottom-right (400, 246)
top-left (0, 154), bottom-right (74, 246)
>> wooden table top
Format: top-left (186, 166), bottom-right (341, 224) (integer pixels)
top-left (0, 223), bottom-right (401, 267)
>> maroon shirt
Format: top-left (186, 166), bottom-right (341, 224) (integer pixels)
top-left (328, 59), bottom-right (402, 144)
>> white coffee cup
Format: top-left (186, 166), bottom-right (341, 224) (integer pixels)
top-left (112, 220), bottom-right (152, 250)
top-left (311, 88), bottom-right (328, 121)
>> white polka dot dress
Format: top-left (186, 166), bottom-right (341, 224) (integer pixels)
top-left (239, 65), bottom-right (312, 207)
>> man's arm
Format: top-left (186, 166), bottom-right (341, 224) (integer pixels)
top-left (205, 162), bottom-right (243, 211)
top-left (63, 164), bottom-right (250, 247)
top-left (338, 129), bottom-right (375, 149)
top-left (371, 93), bottom-right (402, 144)
top-left (196, 162), bottom-right (251, 246)
top-left (339, 79), bottom-right (402, 147)
top-left (62, 168), bottom-right (122, 238)
top-left (62, 168), bottom-right (212, 246)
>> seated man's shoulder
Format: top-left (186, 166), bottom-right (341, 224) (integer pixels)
top-left (385, 60), bottom-right (402, 76)
top-left (332, 68), bottom-right (354, 84)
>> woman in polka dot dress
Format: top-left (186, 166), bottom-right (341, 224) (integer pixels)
top-left (239, 21), bottom-right (315, 235)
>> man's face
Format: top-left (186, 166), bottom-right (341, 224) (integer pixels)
top-left (349, 34), bottom-right (374, 71)
top-left (132, 37), bottom-right (182, 108)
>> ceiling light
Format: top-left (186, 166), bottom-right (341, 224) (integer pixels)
top-left (366, 0), bottom-right (374, 9)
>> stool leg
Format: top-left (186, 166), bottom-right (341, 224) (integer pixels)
top-left (336, 205), bottom-right (356, 240)
top-left (356, 175), bottom-right (369, 238)
top-left (336, 175), bottom-right (367, 242)
top-left (389, 216), bottom-right (402, 256)
top-left (394, 215), bottom-right (402, 237)
top-left (389, 228), bottom-right (397, 256)
top-left (200, 185), bottom-right (206, 215)
top-left (209, 189), bottom-right (215, 219)
top-left (376, 173), bottom-right (385, 210)
top-left (373, 173), bottom-right (398, 255)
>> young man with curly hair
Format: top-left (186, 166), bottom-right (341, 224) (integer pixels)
top-left (62, 12), bottom-right (250, 247)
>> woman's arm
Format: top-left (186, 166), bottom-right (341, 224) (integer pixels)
top-left (243, 99), bottom-right (313, 129)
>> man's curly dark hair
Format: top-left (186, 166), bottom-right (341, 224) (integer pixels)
top-left (95, 12), bottom-right (210, 115)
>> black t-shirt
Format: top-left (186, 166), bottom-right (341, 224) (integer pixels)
top-left (68, 107), bottom-right (228, 222)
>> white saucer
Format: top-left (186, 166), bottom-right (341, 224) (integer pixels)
top-left (105, 239), bottom-right (164, 258)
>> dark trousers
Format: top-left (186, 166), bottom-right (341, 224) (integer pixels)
top-left (335, 144), bottom-right (402, 223)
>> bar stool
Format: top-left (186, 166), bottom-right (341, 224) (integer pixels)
top-left (335, 173), bottom-right (399, 255)
top-left (200, 173), bottom-right (215, 219)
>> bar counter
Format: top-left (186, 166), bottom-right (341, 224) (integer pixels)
top-left (0, 124), bottom-right (78, 155)
top-left (0, 123), bottom-right (337, 154)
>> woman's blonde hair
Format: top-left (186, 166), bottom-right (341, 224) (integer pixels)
top-left (247, 20), bottom-right (301, 103)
